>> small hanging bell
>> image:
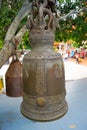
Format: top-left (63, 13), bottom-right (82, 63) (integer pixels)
top-left (5, 55), bottom-right (22, 97)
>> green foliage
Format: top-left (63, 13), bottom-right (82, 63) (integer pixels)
top-left (72, 41), bottom-right (81, 48)
top-left (0, 0), bottom-right (22, 48)
top-left (55, 0), bottom-right (87, 48)
top-left (0, 0), bottom-right (87, 49)
top-left (18, 31), bottom-right (31, 50)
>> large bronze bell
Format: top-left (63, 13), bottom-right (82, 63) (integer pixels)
top-left (21, 30), bottom-right (68, 121)
top-left (5, 55), bottom-right (22, 97)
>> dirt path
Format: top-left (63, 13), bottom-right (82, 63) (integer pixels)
top-left (68, 57), bottom-right (87, 66)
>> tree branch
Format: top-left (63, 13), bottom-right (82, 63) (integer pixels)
top-left (0, 2), bottom-right (32, 68)
top-left (14, 24), bottom-right (27, 44)
top-left (5, 2), bottom-right (32, 41)
top-left (59, 10), bottom-right (75, 21)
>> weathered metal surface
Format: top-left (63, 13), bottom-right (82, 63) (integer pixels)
top-left (21, 30), bottom-right (68, 121)
top-left (5, 57), bottom-right (22, 97)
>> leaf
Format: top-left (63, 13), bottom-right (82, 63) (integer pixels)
top-left (69, 124), bottom-right (76, 129)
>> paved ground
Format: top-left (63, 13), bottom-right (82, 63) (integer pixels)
top-left (0, 77), bottom-right (87, 130)
top-left (0, 60), bottom-right (87, 130)
top-left (64, 60), bottom-right (87, 81)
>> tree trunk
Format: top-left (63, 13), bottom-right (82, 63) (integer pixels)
top-left (0, 2), bottom-right (32, 68)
